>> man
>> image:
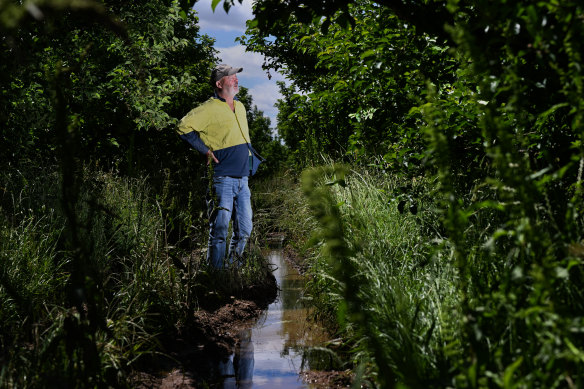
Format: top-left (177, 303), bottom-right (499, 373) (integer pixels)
top-left (177, 64), bottom-right (262, 268)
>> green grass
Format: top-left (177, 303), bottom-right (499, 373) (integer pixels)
top-left (0, 167), bottom-right (174, 387)
top-left (254, 164), bottom-right (462, 385)
top-left (299, 164), bottom-right (461, 386)
top-left (0, 164), bottom-right (274, 387)
top-left (262, 160), bottom-right (584, 388)
top-left (252, 170), bottom-right (318, 246)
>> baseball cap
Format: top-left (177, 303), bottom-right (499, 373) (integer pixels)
top-left (210, 64), bottom-right (243, 86)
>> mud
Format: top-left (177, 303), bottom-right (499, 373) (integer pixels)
top-left (132, 245), bottom-right (355, 388)
top-left (132, 273), bottom-right (278, 388)
top-left (301, 370), bottom-right (353, 388)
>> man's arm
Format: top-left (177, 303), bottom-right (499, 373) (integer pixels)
top-left (180, 132), bottom-right (209, 154)
top-left (179, 132), bottom-right (219, 163)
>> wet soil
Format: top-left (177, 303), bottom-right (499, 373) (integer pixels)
top-left (301, 370), bottom-right (353, 388)
top-left (132, 244), bottom-right (354, 388)
top-left (282, 244), bottom-right (311, 275)
top-left (132, 273), bottom-right (278, 388)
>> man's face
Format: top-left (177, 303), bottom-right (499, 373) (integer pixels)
top-left (218, 74), bottom-right (239, 97)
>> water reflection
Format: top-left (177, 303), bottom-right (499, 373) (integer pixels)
top-left (217, 250), bottom-right (333, 388)
top-left (220, 329), bottom-right (254, 388)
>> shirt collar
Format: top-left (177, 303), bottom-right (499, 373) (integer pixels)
top-left (213, 92), bottom-right (238, 102)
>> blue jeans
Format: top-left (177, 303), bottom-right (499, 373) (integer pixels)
top-left (207, 176), bottom-right (253, 268)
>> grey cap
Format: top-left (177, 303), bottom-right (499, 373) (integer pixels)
top-left (210, 64), bottom-right (243, 86)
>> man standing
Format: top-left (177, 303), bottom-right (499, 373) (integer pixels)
top-left (177, 64), bottom-right (261, 268)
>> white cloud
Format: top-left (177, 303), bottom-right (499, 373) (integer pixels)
top-left (249, 81), bottom-right (282, 126)
top-left (216, 45), bottom-right (284, 83)
top-left (194, 0), bottom-right (253, 33)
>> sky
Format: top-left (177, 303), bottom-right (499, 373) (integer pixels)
top-left (193, 0), bottom-right (285, 130)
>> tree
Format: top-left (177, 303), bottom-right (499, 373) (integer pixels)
top-left (240, 0), bottom-right (457, 171)
top-left (237, 0), bottom-right (584, 386)
top-left (1, 0), bottom-right (217, 169)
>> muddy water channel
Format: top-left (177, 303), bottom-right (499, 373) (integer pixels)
top-left (216, 249), bottom-right (332, 388)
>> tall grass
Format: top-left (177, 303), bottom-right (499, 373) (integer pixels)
top-left (0, 164), bottom-right (273, 387)
top-left (299, 164), bottom-right (460, 387)
top-left (251, 170), bottom-right (318, 248)
top-left (254, 164), bottom-right (461, 386)
top-left (0, 166), bottom-right (177, 386)
top-left (270, 157), bottom-right (584, 387)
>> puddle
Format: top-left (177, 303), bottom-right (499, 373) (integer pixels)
top-left (216, 250), bottom-right (332, 388)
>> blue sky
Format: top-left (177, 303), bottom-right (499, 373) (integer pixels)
top-left (193, 0), bottom-right (285, 130)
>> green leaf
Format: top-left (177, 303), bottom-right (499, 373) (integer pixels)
top-left (360, 49), bottom-right (376, 60)
top-left (564, 338), bottom-right (584, 363)
top-left (503, 357), bottom-right (523, 389)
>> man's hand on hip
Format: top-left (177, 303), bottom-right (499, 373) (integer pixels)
top-left (206, 150), bottom-right (219, 164)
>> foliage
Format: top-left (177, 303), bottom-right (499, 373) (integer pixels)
top-left (0, 0), bottom-right (280, 386)
top-left (251, 169), bottom-right (318, 253)
top-left (239, 0), bottom-right (584, 386)
top-left (421, 1), bottom-right (584, 387)
top-left (0, 166), bottom-right (171, 386)
top-left (241, 0), bottom-right (457, 171)
top-left (227, 0), bottom-right (454, 45)
top-left (1, 0), bottom-right (216, 169)
top-left (298, 165), bottom-right (456, 387)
